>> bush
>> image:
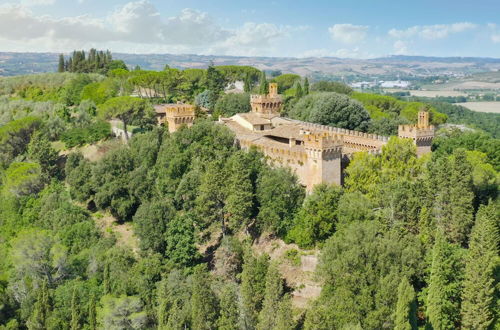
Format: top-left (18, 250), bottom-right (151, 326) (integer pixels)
top-left (214, 93), bottom-right (251, 118)
top-left (61, 120), bottom-right (111, 148)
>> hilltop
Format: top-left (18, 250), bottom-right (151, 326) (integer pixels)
top-left (2, 52), bottom-right (500, 79)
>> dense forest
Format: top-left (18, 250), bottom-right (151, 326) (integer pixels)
top-left (0, 51), bottom-right (499, 330)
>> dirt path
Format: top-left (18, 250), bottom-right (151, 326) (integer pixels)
top-left (94, 213), bottom-right (140, 255)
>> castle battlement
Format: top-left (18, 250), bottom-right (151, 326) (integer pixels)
top-left (154, 103), bottom-right (195, 133)
top-left (397, 111), bottom-right (435, 156)
top-left (250, 83), bottom-right (283, 116)
top-left (303, 133), bottom-right (343, 151)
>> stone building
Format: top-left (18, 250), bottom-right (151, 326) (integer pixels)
top-left (398, 111), bottom-right (435, 156)
top-left (219, 84), bottom-right (435, 191)
top-left (154, 103), bottom-right (195, 133)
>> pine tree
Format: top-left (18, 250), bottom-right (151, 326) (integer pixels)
top-left (58, 54), bottom-right (65, 72)
top-left (217, 284), bottom-right (240, 330)
top-left (394, 277), bottom-right (417, 330)
top-left (426, 232), bottom-right (464, 330)
top-left (257, 263), bottom-right (284, 330)
top-left (191, 266), bottom-right (219, 330)
top-left (88, 294), bottom-right (96, 330)
top-left (27, 281), bottom-right (50, 330)
top-left (259, 71), bottom-right (268, 95)
top-left (240, 252), bottom-right (269, 329)
top-left (304, 77), bottom-right (310, 95)
top-left (461, 202), bottom-right (499, 329)
top-left (70, 289), bottom-right (79, 330)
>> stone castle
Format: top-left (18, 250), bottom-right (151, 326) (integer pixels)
top-left (220, 83), bottom-right (435, 190)
top-left (155, 83), bottom-right (435, 191)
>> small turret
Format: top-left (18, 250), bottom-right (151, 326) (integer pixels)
top-left (250, 83), bottom-right (283, 117)
top-left (398, 111), bottom-right (435, 156)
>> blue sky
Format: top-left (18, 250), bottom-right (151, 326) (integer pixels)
top-left (0, 0), bottom-right (499, 58)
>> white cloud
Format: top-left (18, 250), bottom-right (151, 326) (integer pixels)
top-left (389, 22), bottom-right (476, 40)
top-left (21, 0), bottom-right (56, 5)
top-left (393, 40), bottom-right (409, 55)
top-left (0, 1), bottom-right (297, 55)
top-left (328, 24), bottom-right (368, 44)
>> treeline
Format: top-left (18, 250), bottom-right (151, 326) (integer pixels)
top-left (58, 49), bottom-right (128, 74)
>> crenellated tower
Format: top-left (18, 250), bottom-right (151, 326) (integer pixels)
top-left (155, 103), bottom-right (195, 133)
top-left (398, 111), bottom-right (435, 156)
top-left (250, 83), bottom-right (283, 117)
top-left (303, 132), bottom-right (343, 189)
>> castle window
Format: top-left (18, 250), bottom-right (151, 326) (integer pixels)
top-left (260, 125), bottom-right (264, 130)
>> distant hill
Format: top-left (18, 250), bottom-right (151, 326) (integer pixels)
top-left (1, 52), bottom-right (500, 80)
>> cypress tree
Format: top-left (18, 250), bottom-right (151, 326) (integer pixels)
top-left (448, 149), bottom-right (474, 245)
top-left (426, 232), bottom-right (464, 330)
top-left (244, 73), bottom-right (252, 93)
top-left (259, 71), bottom-right (268, 95)
top-left (461, 202), bottom-right (499, 329)
top-left (274, 294), bottom-right (295, 330)
top-left (58, 54), bottom-right (65, 72)
top-left (304, 77), bottom-right (310, 95)
top-left (432, 150), bottom-right (474, 245)
top-left (217, 284), bottom-right (240, 330)
top-left (295, 83), bottom-right (303, 98)
top-left (225, 153), bottom-right (254, 232)
top-left (103, 262), bottom-right (110, 294)
top-left (240, 252), bottom-right (269, 329)
top-left (70, 288), bottom-right (79, 330)
top-left (191, 265), bottom-right (219, 330)
top-left (27, 280), bottom-right (50, 330)
top-left (88, 294), bottom-right (96, 330)
top-left (257, 263), bottom-right (284, 330)
top-left (394, 277), bottom-right (417, 330)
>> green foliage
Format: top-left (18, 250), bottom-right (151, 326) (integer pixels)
top-left (0, 116), bottom-right (41, 168)
top-left (311, 81), bottom-right (353, 94)
top-left (195, 89), bottom-right (217, 111)
top-left (98, 96), bottom-right (154, 140)
top-left (80, 79), bottom-right (119, 105)
top-left (460, 201), bottom-right (499, 329)
top-left (352, 92), bottom-right (447, 125)
top-left (394, 277), bottom-right (418, 330)
top-left (3, 162), bottom-right (43, 197)
top-left (425, 232), bottom-right (464, 330)
top-left (289, 92), bottom-right (371, 131)
top-left (27, 132), bottom-right (59, 179)
top-left (60, 120), bottom-right (111, 148)
top-left (288, 184), bottom-right (343, 248)
top-left (424, 100), bottom-right (500, 138)
top-left (308, 221), bottom-right (423, 329)
top-left (259, 71), bottom-right (269, 95)
top-left (257, 263), bottom-right (285, 330)
top-left (190, 265), bottom-right (219, 330)
top-left (432, 129), bottom-right (500, 171)
top-left (214, 93), bottom-right (251, 118)
top-left (429, 149), bottom-right (474, 245)
top-left (217, 283), bottom-right (240, 330)
top-left (164, 214), bottom-right (199, 268)
top-left (133, 199), bottom-right (175, 254)
top-left (97, 295), bottom-right (147, 329)
top-left (61, 74), bottom-right (94, 106)
top-left (240, 252), bottom-right (269, 329)
top-left (271, 74), bottom-right (301, 92)
top-left (257, 167), bottom-right (305, 236)
top-left (215, 65), bottom-right (261, 83)
top-left (64, 49), bottom-right (119, 75)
